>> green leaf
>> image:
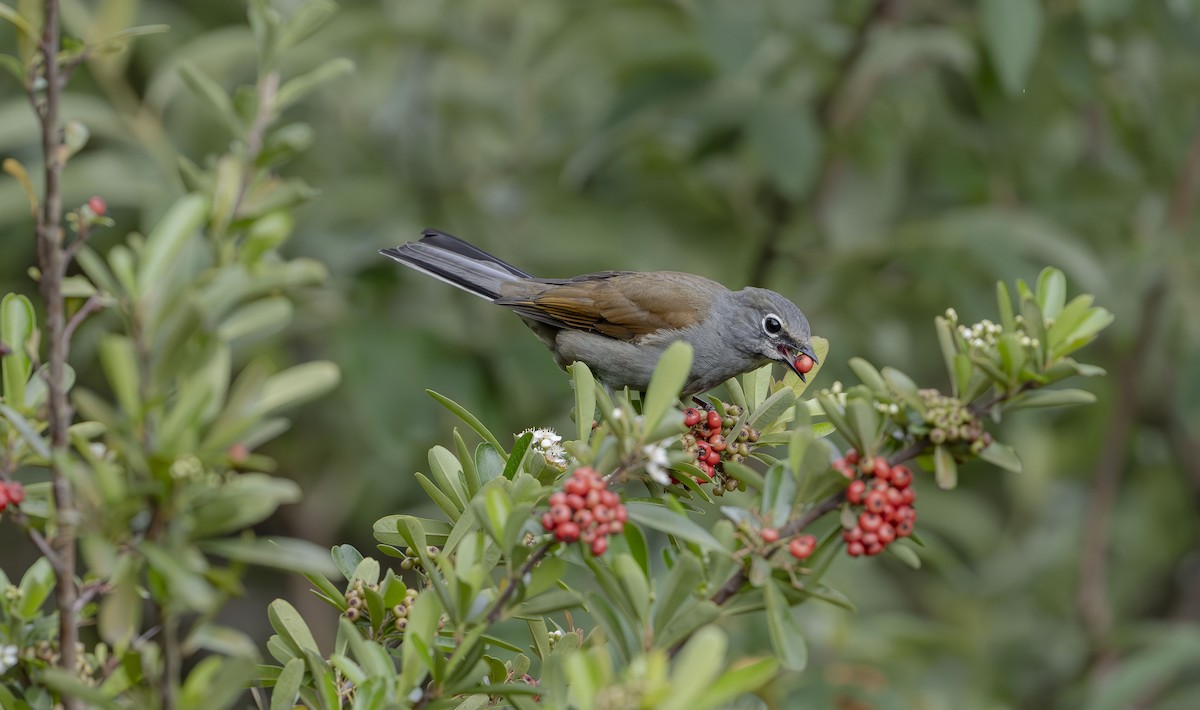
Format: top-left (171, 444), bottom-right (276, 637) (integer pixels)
top-left (428, 390), bottom-right (505, 456)
top-left (764, 580), bottom-right (807, 671)
top-left (624, 501), bottom-right (728, 554)
top-left (570, 361), bottom-right (597, 442)
top-left (934, 444), bottom-right (958, 490)
top-left (270, 658), bottom-right (306, 710)
top-left (886, 541), bottom-right (921, 569)
top-left (996, 281), bottom-right (1016, 331)
top-left (200, 537), bottom-right (338, 576)
top-left (502, 432), bottom-right (532, 480)
top-left (1036, 267), bottom-right (1066, 320)
top-left (642, 341), bottom-right (693, 433)
top-left (141, 542), bottom-right (218, 612)
top-left (268, 599), bottom-right (320, 656)
top-left (613, 554), bottom-right (651, 626)
top-left (98, 335), bottom-right (140, 418)
top-left (99, 556), bottom-right (140, 654)
top-left (277, 57), bottom-right (355, 110)
top-left (255, 361), bottom-right (340, 416)
top-left (1, 293), bottom-right (35, 406)
top-left (934, 316), bottom-right (958, 393)
top-left (660, 626), bottom-right (727, 710)
top-left (652, 551), bottom-right (702, 633)
top-left (218, 297), bottom-right (294, 343)
top-left (17, 557), bottom-right (55, 618)
top-left (979, 441), bottom-right (1022, 472)
top-left (982, 0), bottom-right (1043, 95)
top-left (0, 402), bottom-right (51, 459)
top-left (746, 388), bottom-right (797, 433)
top-left (848, 357), bottom-right (887, 393)
top-left (332, 544), bottom-right (363, 581)
top-left (138, 193), bottom-right (209, 295)
top-left (1007, 388), bottom-right (1097, 410)
top-left (0, 3), bottom-right (36, 40)
top-left (177, 64), bottom-right (242, 136)
top-left (695, 657), bottom-right (780, 710)
top-left (997, 333), bottom-right (1026, 382)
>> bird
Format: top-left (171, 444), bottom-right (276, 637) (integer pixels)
top-left (380, 229), bottom-right (817, 396)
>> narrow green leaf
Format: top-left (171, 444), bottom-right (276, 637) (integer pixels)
top-left (886, 541), bottom-right (921, 569)
top-left (660, 626), bottom-right (727, 710)
top-left (254, 361), bottom-right (340, 416)
top-left (177, 64), bottom-right (242, 135)
top-left (270, 658), bottom-right (305, 710)
top-left (982, 0), bottom-right (1043, 95)
top-left (1007, 388), bottom-right (1097, 410)
top-left (746, 389), bottom-right (797, 432)
top-left (848, 357), bottom-right (887, 393)
top-left (979, 441), bottom-right (1022, 472)
top-left (138, 193), bottom-right (209, 294)
top-left (642, 341), bottom-right (693, 433)
top-left (570, 361), bottom-right (597, 442)
top-left (1036, 267), bottom-right (1067, 320)
top-left (277, 57), bottom-right (355, 110)
top-left (0, 403), bottom-right (51, 459)
top-left (502, 432), bottom-right (532, 480)
top-left (1, 293), bottom-right (34, 406)
top-left (428, 390), bottom-right (505, 456)
top-left (763, 580), bottom-right (807, 671)
top-left (624, 501), bottom-right (728, 555)
top-left (17, 557), bottom-right (55, 618)
top-left (268, 599), bottom-right (320, 656)
top-left (694, 657), bottom-right (780, 710)
top-left (934, 445), bottom-right (957, 490)
top-left (934, 316), bottom-right (958, 394)
top-left (98, 335), bottom-right (140, 418)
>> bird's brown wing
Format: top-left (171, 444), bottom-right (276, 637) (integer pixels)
top-left (496, 271), bottom-right (718, 341)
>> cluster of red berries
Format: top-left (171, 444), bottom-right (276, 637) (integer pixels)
top-left (541, 467), bottom-right (627, 556)
top-left (0, 481), bottom-right (26, 511)
top-left (682, 404), bottom-right (758, 495)
top-left (836, 451), bottom-right (917, 557)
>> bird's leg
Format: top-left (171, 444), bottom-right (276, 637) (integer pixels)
top-left (691, 396), bottom-right (716, 412)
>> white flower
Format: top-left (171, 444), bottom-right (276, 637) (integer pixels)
top-left (0, 645), bottom-right (17, 674)
top-left (520, 427), bottom-right (572, 469)
top-left (945, 308), bottom-right (959, 322)
top-left (610, 408), bottom-right (623, 420)
top-left (642, 443), bottom-right (671, 485)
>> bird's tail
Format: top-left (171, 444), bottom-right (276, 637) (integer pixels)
top-left (380, 229), bottom-right (532, 301)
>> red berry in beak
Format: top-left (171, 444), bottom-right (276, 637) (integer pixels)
top-left (794, 354), bottom-right (814, 374)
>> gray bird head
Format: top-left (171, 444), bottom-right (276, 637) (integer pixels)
top-left (722, 287), bottom-right (817, 381)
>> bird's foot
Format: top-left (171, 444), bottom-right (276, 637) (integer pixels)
top-left (691, 396), bottom-right (716, 412)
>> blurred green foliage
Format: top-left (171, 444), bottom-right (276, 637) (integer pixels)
top-left (3, 0), bottom-right (1200, 707)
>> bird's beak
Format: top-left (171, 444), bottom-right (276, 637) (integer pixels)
top-left (776, 342), bottom-right (819, 382)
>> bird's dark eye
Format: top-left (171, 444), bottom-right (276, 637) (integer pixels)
top-left (762, 314), bottom-right (782, 336)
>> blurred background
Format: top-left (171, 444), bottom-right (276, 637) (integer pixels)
top-left (3, 0), bottom-right (1200, 707)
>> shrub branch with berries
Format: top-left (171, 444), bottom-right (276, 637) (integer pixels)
top-left (256, 267), bottom-right (1112, 708)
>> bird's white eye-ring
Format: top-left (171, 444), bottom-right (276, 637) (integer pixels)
top-left (762, 314), bottom-right (783, 336)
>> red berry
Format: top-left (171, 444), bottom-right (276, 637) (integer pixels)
top-left (901, 488), bottom-right (916, 506)
top-left (891, 466), bottom-right (912, 489)
top-left (601, 490), bottom-right (619, 507)
top-left (760, 527), bottom-right (780, 543)
top-left (789, 535), bottom-right (817, 560)
top-left (0, 486), bottom-right (8, 511)
top-left (877, 523), bottom-right (896, 544)
top-left (565, 494), bottom-right (585, 511)
top-left (847, 541), bottom-right (865, 557)
top-left (861, 532), bottom-right (879, 548)
top-left (541, 512), bottom-right (555, 530)
top-left (833, 460), bottom-right (855, 478)
top-left (564, 478), bottom-right (587, 496)
top-left (585, 490), bottom-right (601, 508)
top-left (550, 505), bottom-right (572, 524)
top-left (555, 522), bottom-right (581, 542)
top-left (683, 408), bottom-right (702, 427)
top-left (885, 487), bottom-right (904, 507)
top-left (613, 506), bottom-right (628, 523)
top-left (845, 449), bottom-right (860, 465)
top-left (843, 526), bottom-right (863, 543)
top-left (846, 480), bottom-right (867, 505)
top-left (865, 490), bottom-right (886, 514)
top-left (707, 410), bottom-right (723, 430)
top-left (873, 457), bottom-right (892, 481)
top-left (5, 482), bottom-right (22, 505)
top-left (548, 492), bottom-right (567, 508)
top-left (573, 509), bottom-right (595, 527)
top-left (705, 450), bottom-right (721, 466)
top-left (590, 537), bottom-right (608, 556)
top-left (896, 519), bottom-right (914, 537)
top-left (609, 519), bottom-right (625, 533)
top-left (696, 442), bottom-right (710, 460)
top-left (594, 506), bottom-right (613, 523)
top-left (708, 434), bottom-right (727, 452)
top-left (859, 512), bottom-right (883, 532)
top-left (87, 196), bottom-right (107, 216)
top-left (794, 354), bottom-right (814, 374)
top-left (866, 541), bottom-right (884, 556)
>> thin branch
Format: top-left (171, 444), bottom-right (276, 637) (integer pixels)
top-left (486, 541), bottom-right (554, 626)
top-left (34, 1), bottom-right (81, 704)
top-left (62, 294), bottom-right (104, 349)
top-left (748, 0), bottom-right (904, 286)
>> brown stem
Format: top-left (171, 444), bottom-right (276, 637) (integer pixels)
top-left (34, 1), bottom-right (80, 703)
top-left (161, 611), bottom-right (179, 710)
top-left (62, 295), bottom-right (104, 350)
top-left (748, 0), bottom-right (903, 286)
top-left (1077, 285), bottom-right (1168, 648)
top-left (485, 541), bottom-right (553, 625)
